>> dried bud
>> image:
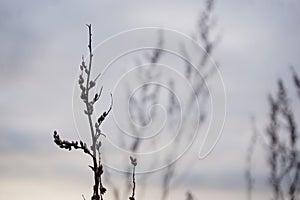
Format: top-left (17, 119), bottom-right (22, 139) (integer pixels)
top-left (96, 141), bottom-right (102, 149)
top-left (89, 81), bottom-right (95, 89)
top-left (93, 93), bottom-right (99, 102)
top-left (130, 156), bottom-right (137, 166)
top-left (100, 186), bottom-right (107, 194)
top-left (79, 75), bottom-right (84, 84)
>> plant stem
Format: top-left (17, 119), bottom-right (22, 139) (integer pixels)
top-left (85, 24), bottom-right (100, 200)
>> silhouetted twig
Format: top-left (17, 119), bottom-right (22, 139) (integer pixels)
top-left (53, 131), bottom-right (94, 158)
top-left (53, 25), bottom-right (112, 200)
top-left (129, 156), bottom-right (137, 200)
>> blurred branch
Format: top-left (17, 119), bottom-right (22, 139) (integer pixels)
top-left (245, 117), bottom-right (258, 200)
top-left (186, 191), bottom-right (196, 200)
top-left (291, 66), bottom-right (300, 100)
top-left (249, 69), bottom-right (300, 200)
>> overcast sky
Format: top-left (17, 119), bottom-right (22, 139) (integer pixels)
top-left (0, 0), bottom-right (300, 200)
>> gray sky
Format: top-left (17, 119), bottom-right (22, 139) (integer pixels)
top-left (0, 0), bottom-right (300, 200)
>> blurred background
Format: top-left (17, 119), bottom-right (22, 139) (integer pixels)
top-left (0, 0), bottom-right (300, 199)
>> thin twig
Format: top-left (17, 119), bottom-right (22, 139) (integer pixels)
top-left (129, 157), bottom-right (137, 200)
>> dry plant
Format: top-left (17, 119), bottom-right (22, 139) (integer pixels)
top-left (245, 117), bottom-right (258, 200)
top-left (246, 67), bottom-right (300, 200)
top-left (53, 24), bottom-right (137, 200)
top-left (104, 0), bottom-right (219, 199)
top-left (52, 1), bottom-right (218, 199)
